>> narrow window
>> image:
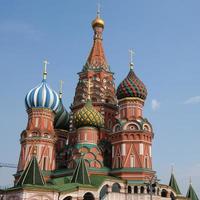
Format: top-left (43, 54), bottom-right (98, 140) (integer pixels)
top-left (112, 146), bottom-right (115, 158)
top-left (130, 155), bottom-right (135, 167)
top-left (144, 157), bottom-right (148, 168)
top-left (139, 143), bottom-right (144, 155)
top-left (149, 146), bottom-right (152, 157)
top-left (121, 144), bottom-right (126, 156)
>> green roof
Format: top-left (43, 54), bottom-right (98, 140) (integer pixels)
top-left (71, 158), bottom-right (91, 185)
top-left (186, 184), bottom-right (199, 200)
top-left (169, 173), bottom-right (181, 195)
top-left (16, 156), bottom-right (45, 186)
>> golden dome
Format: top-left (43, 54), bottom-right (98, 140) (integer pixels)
top-left (92, 17), bottom-right (105, 28)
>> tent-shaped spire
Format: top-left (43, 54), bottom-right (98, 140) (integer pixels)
top-left (16, 156), bottom-right (45, 186)
top-left (71, 158), bottom-right (91, 185)
top-left (186, 183), bottom-right (199, 200)
top-left (169, 173), bottom-right (181, 195)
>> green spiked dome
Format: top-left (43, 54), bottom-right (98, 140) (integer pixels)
top-left (73, 100), bottom-right (104, 129)
top-left (54, 99), bottom-right (69, 130)
top-left (116, 68), bottom-right (147, 101)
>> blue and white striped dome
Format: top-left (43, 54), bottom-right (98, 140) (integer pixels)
top-left (25, 79), bottom-right (59, 112)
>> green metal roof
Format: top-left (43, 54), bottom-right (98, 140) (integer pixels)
top-left (16, 156), bottom-right (45, 186)
top-left (169, 173), bottom-right (181, 195)
top-left (71, 158), bottom-right (91, 185)
top-left (186, 184), bottom-right (199, 200)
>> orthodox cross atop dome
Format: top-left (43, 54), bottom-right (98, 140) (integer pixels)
top-left (59, 80), bottom-right (64, 99)
top-left (97, 2), bottom-right (101, 18)
top-left (43, 59), bottom-right (49, 80)
top-left (129, 49), bottom-right (135, 70)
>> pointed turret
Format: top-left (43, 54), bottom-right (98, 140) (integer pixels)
top-left (84, 5), bottom-right (109, 71)
top-left (169, 172), bottom-right (181, 195)
top-left (16, 156), bottom-right (45, 186)
top-left (186, 181), bottom-right (199, 200)
top-left (71, 158), bottom-right (91, 185)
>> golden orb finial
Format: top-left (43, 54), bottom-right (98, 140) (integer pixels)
top-left (92, 2), bottom-right (105, 29)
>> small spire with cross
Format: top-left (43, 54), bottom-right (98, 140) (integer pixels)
top-left (171, 163), bottom-right (174, 174)
top-left (59, 80), bottom-right (64, 99)
top-left (129, 49), bottom-right (135, 70)
top-left (43, 59), bottom-right (49, 80)
top-left (189, 176), bottom-right (192, 185)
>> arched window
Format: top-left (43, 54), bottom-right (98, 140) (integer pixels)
top-left (144, 157), bottom-right (148, 168)
top-left (170, 192), bottom-right (175, 200)
top-left (141, 186), bottom-right (145, 194)
top-left (99, 185), bottom-right (109, 200)
top-left (83, 192), bottom-right (94, 200)
top-left (134, 186), bottom-right (138, 194)
top-left (128, 186), bottom-right (132, 193)
top-left (112, 183), bottom-right (121, 193)
top-left (116, 157), bottom-right (121, 168)
top-left (161, 189), bottom-right (168, 197)
top-left (63, 197), bottom-right (72, 200)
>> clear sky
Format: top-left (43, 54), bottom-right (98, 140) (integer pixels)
top-left (0, 0), bottom-right (199, 196)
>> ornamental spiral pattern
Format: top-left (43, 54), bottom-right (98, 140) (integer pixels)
top-left (116, 69), bottom-right (147, 100)
top-left (25, 80), bottom-right (59, 112)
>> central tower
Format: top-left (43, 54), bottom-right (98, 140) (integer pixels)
top-left (71, 10), bottom-right (117, 134)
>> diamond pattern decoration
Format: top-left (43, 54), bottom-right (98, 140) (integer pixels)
top-left (116, 69), bottom-right (147, 100)
top-left (73, 100), bottom-right (104, 128)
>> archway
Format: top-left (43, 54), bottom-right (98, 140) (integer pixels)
top-left (99, 185), bottom-right (109, 200)
top-left (134, 186), bottom-right (138, 194)
top-left (112, 183), bottom-right (121, 193)
top-left (83, 192), bottom-right (94, 200)
top-left (161, 189), bottom-right (168, 197)
top-left (63, 197), bottom-right (72, 200)
top-left (128, 186), bottom-right (132, 193)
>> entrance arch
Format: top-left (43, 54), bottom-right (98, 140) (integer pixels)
top-left (83, 192), bottom-right (94, 200)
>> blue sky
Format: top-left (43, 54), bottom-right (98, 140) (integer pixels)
top-left (0, 0), bottom-right (199, 196)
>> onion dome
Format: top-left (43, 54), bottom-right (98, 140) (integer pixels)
top-left (73, 100), bottom-right (104, 129)
top-left (54, 83), bottom-right (69, 130)
top-left (117, 67), bottom-right (147, 101)
top-left (25, 60), bottom-right (59, 112)
top-left (91, 6), bottom-right (104, 28)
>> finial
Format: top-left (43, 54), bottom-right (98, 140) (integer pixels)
top-left (87, 78), bottom-right (92, 100)
top-left (59, 80), bottom-right (64, 99)
top-left (97, 1), bottom-right (101, 18)
top-left (43, 59), bottom-right (49, 80)
top-left (189, 176), bottom-right (192, 185)
top-left (171, 163), bottom-right (174, 174)
top-left (129, 49), bottom-right (135, 70)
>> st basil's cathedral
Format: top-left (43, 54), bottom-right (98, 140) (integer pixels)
top-left (1, 8), bottom-right (199, 200)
